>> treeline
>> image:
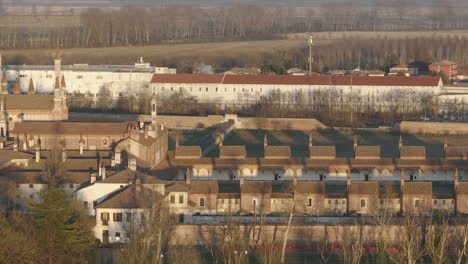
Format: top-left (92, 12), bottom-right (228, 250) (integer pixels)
top-left (1, 1), bottom-right (468, 49)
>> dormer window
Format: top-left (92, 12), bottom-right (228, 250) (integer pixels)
top-left (199, 198), bottom-right (205, 207)
top-left (307, 198), bottom-right (312, 207)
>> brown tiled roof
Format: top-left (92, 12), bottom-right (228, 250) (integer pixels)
top-left (151, 74), bottom-right (441, 87)
top-left (355, 146), bottom-right (381, 159)
top-left (100, 168), bottom-right (136, 184)
top-left (220, 146), bottom-right (246, 159)
top-left (310, 146), bottom-right (336, 159)
top-left (165, 181), bottom-right (190, 193)
top-left (13, 122), bottom-right (129, 136)
top-left (175, 146), bottom-right (201, 159)
top-left (0, 94), bottom-right (54, 110)
top-left (96, 184), bottom-right (162, 209)
top-left (400, 146), bottom-right (426, 159)
top-left (402, 182), bottom-right (432, 195)
top-left (241, 181), bottom-right (272, 194)
top-left (457, 182), bottom-right (468, 194)
top-left (0, 150), bottom-right (33, 165)
top-left (295, 181), bottom-right (325, 194)
top-left (265, 146), bottom-right (291, 159)
top-left (349, 181), bottom-right (379, 195)
top-left (446, 146), bottom-right (468, 159)
top-left (190, 181), bottom-right (219, 194)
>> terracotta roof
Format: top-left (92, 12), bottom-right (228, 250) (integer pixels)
top-left (219, 146), bottom-right (246, 159)
top-left (0, 94), bottom-right (54, 110)
top-left (355, 146), bottom-right (381, 159)
top-left (241, 181), bottom-right (272, 194)
top-left (96, 184), bottom-right (162, 209)
top-left (175, 146), bottom-right (202, 159)
top-left (431, 60), bottom-right (456, 66)
top-left (446, 146), bottom-right (468, 159)
top-left (402, 182), bottom-right (432, 195)
top-left (295, 181), bottom-right (325, 194)
top-left (190, 181), bottom-right (219, 194)
top-left (310, 146), bottom-right (336, 159)
top-left (13, 122), bottom-right (129, 136)
top-left (0, 150), bottom-right (33, 165)
top-left (151, 74), bottom-right (441, 87)
top-left (349, 181), bottom-right (379, 195)
top-left (264, 146), bottom-right (291, 159)
top-left (400, 146), bottom-right (426, 159)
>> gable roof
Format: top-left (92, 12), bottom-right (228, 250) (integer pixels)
top-left (13, 122), bottom-right (129, 136)
top-left (175, 146), bottom-right (201, 159)
top-left (400, 146), bottom-right (426, 159)
top-left (241, 181), bottom-right (272, 194)
top-left (165, 181), bottom-right (190, 193)
top-left (355, 146), bottom-right (381, 159)
top-left (402, 182), bottom-right (432, 195)
top-left (264, 146), bottom-right (291, 159)
top-left (0, 94), bottom-right (54, 110)
top-left (219, 146), bottom-right (246, 159)
top-left (95, 184), bottom-right (162, 209)
top-left (295, 181), bottom-right (325, 194)
top-left (151, 74), bottom-right (441, 87)
top-left (190, 181), bottom-right (219, 194)
top-left (446, 146), bottom-right (468, 159)
top-left (100, 168), bottom-right (135, 184)
top-left (310, 146), bottom-right (336, 159)
top-left (349, 181), bottom-right (379, 195)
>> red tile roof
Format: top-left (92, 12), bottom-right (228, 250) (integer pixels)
top-left (151, 74), bottom-right (441, 87)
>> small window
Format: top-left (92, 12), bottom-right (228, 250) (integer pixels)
top-left (199, 198), bottom-right (205, 207)
top-left (171, 87), bottom-right (173, 91)
top-left (113, 213), bottom-right (123, 222)
top-left (102, 138), bottom-right (108, 146)
top-left (342, 200), bottom-right (346, 204)
top-left (307, 198), bottom-right (312, 207)
top-left (116, 232), bottom-right (121, 238)
top-left (178, 195), bottom-right (184, 204)
top-left (199, 88), bottom-right (201, 92)
top-left (29, 184), bottom-right (33, 188)
top-left (335, 200), bottom-right (338, 205)
top-left (216, 88), bottom-right (218, 92)
top-left (415, 200), bottom-right (420, 208)
top-left (126, 213), bottom-right (132, 222)
top-left (434, 200), bottom-right (437, 205)
top-left (83, 201), bottom-right (88, 208)
top-left (29, 194), bottom-right (34, 199)
top-left (328, 200), bottom-right (331, 205)
top-left (252, 199), bottom-right (257, 207)
top-left (170, 194), bottom-right (175, 204)
top-left (46, 75), bottom-right (52, 78)
top-left (19, 74), bottom-right (27, 78)
top-left (205, 87), bottom-right (208, 92)
top-left (235, 199), bottom-right (239, 205)
top-left (101, 212), bottom-right (110, 221)
top-left (97, 76), bottom-right (103, 79)
top-left (360, 199), bottom-right (366, 208)
top-left (443, 200), bottom-right (446, 205)
top-left (76, 75), bottom-right (83, 79)
top-left (69, 184), bottom-right (74, 188)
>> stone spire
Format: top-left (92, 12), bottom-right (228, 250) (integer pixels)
top-left (1, 71), bottom-right (7, 94)
top-left (54, 50), bottom-right (62, 79)
top-left (28, 78), bottom-right (35, 94)
top-left (13, 78), bottom-right (20, 94)
top-left (61, 74), bottom-right (66, 88)
top-left (148, 92), bottom-right (158, 138)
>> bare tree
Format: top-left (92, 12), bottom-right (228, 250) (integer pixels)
top-left (341, 222), bottom-right (364, 264)
top-left (426, 213), bottom-right (450, 264)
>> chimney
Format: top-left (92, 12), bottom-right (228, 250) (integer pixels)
top-left (61, 150), bottom-right (67, 162)
top-left (444, 138), bottom-right (448, 152)
top-left (185, 168), bottom-right (191, 184)
top-left (90, 173), bottom-right (97, 184)
top-left (308, 133), bottom-right (313, 149)
top-left (79, 137), bottom-right (85, 155)
top-left (175, 134), bottom-right (180, 148)
top-left (115, 151), bottom-right (121, 165)
top-left (353, 135), bottom-right (358, 151)
top-left (98, 157), bottom-right (103, 177)
top-left (264, 134), bottom-right (268, 148)
top-left (135, 179), bottom-right (142, 192)
top-left (23, 133), bottom-right (28, 150)
top-left (293, 170), bottom-right (298, 186)
top-left (35, 146), bottom-right (40, 163)
top-left (13, 138), bottom-right (18, 151)
top-left (346, 170), bottom-right (352, 191)
top-left (399, 135), bottom-right (403, 150)
top-left (239, 170), bottom-right (244, 185)
top-left (455, 168), bottom-right (460, 192)
top-left (129, 158), bottom-right (137, 171)
top-left (102, 166), bottom-right (106, 180)
top-left (400, 169), bottom-right (405, 188)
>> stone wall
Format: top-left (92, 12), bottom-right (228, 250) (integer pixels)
top-left (139, 114), bottom-right (328, 131)
top-left (400, 121), bottom-right (468, 135)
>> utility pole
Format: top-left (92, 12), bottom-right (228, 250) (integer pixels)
top-left (308, 36), bottom-right (314, 75)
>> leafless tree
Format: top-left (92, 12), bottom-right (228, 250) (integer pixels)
top-left (426, 213), bottom-right (450, 264)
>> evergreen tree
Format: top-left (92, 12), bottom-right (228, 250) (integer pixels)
top-left (30, 174), bottom-right (94, 263)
